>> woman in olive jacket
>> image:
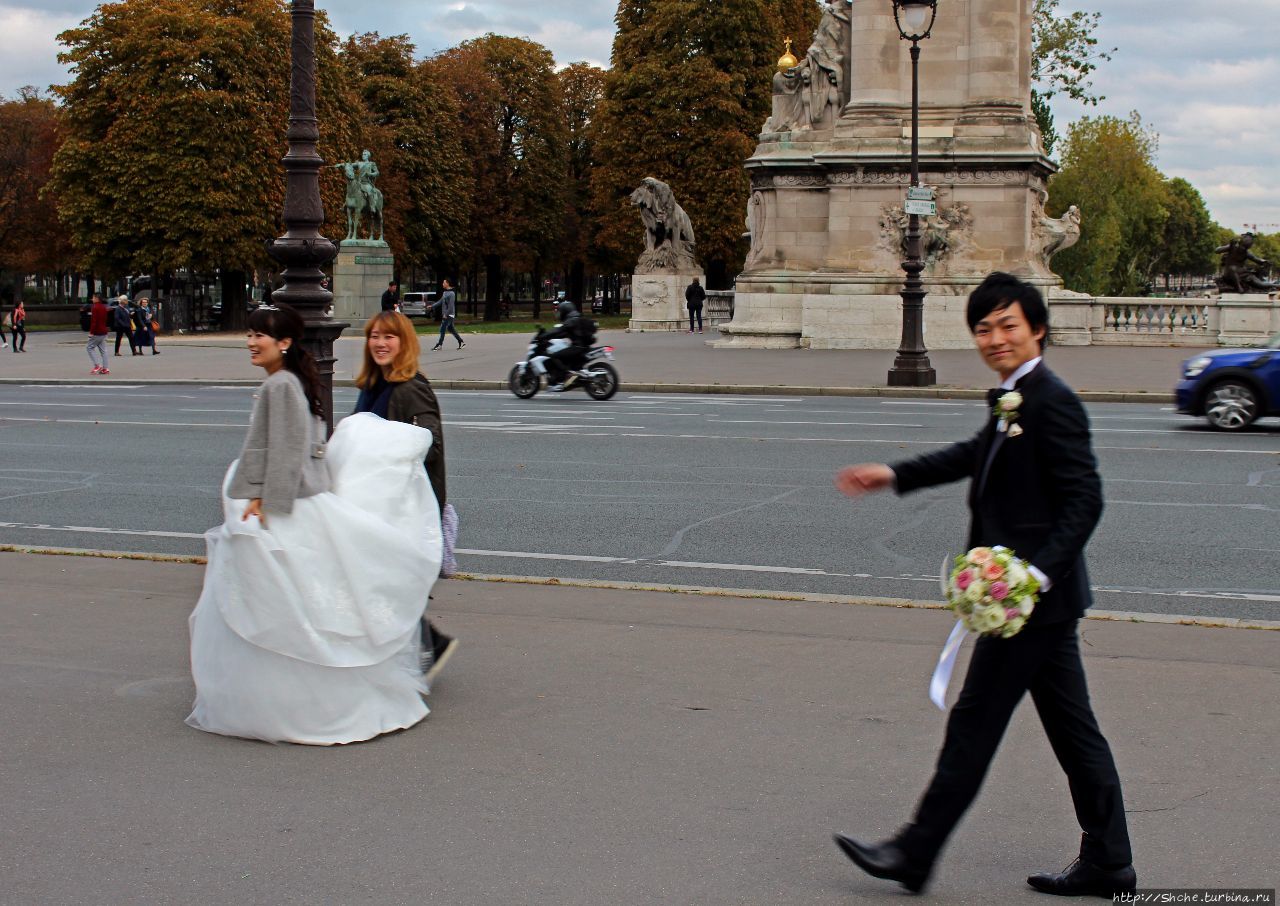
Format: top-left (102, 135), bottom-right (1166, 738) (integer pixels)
top-left (354, 310), bottom-right (456, 684)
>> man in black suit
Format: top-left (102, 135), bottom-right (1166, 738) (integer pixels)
top-left (831, 273), bottom-right (1135, 897)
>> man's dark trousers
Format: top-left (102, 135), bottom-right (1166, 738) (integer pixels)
top-left (896, 618), bottom-right (1131, 869)
top-left (890, 363), bottom-right (1132, 872)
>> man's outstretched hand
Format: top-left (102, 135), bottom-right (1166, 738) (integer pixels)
top-left (834, 464), bottom-right (895, 498)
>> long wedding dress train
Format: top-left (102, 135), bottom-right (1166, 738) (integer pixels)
top-left (187, 413), bottom-right (443, 745)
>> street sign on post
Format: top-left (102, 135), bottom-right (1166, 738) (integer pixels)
top-left (904, 199), bottom-right (937, 216)
top-left (906, 186), bottom-right (935, 201)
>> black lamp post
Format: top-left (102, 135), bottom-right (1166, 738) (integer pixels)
top-left (267, 0), bottom-right (344, 429)
top-left (887, 0), bottom-right (938, 387)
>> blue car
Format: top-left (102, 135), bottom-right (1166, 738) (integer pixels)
top-left (1176, 334), bottom-right (1280, 430)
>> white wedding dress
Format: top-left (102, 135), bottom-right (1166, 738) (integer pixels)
top-left (187, 413), bottom-right (443, 745)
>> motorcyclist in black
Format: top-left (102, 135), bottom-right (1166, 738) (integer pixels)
top-left (544, 300), bottom-right (597, 391)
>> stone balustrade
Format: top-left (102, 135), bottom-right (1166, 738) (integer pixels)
top-left (1049, 291), bottom-right (1280, 347)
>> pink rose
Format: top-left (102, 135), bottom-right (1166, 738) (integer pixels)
top-left (955, 569), bottom-right (973, 591)
top-left (990, 581), bottom-right (1009, 601)
top-left (1005, 608), bottom-right (1021, 622)
top-left (982, 562), bottom-right (1005, 581)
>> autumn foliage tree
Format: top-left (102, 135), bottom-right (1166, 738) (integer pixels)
top-left (431, 35), bottom-right (568, 320)
top-left (49, 0), bottom-right (362, 327)
top-left (558, 61), bottom-right (606, 313)
top-left (339, 33), bottom-right (472, 273)
top-left (592, 0), bottom-right (814, 288)
top-left (0, 89), bottom-right (75, 298)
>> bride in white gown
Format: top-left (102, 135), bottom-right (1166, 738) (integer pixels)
top-left (187, 304), bottom-right (441, 745)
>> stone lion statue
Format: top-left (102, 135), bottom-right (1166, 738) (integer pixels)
top-left (630, 177), bottom-right (698, 273)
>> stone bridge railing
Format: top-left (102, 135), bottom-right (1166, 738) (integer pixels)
top-left (1050, 292), bottom-right (1280, 347)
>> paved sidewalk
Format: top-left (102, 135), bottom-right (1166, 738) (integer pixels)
top-left (1, 551), bottom-right (1275, 904)
top-left (0, 328), bottom-right (1202, 399)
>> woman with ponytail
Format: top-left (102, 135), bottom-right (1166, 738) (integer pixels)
top-left (187, 303), bottom-right (443, 745)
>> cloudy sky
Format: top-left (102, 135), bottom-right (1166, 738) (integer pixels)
top-left (2, 0), bottom-right (1276, 230)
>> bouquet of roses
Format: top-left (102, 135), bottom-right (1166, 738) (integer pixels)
top-left (945, 546), bottom-right (1040, 638)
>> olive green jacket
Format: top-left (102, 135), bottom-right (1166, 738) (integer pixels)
top-left (386, 374), bottom-right (446, 512)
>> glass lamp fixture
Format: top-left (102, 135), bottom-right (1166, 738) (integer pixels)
top-left (893, 0), bottom-right (938, 40)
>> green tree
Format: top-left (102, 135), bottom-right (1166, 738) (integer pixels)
top-left (431, 35), bottom-right (568, 320)
top-left (1031, 0), bottom-right (1114, 156)
top-left (1152, 177), bottom-right (1217, 281)
top-left (339, 33), bottom-right (472, 274)
top-left (594, 0), bottom-right (784, 288)
top-left (49, 0), bottom-right (362, 326)
top-left (1047, 113), bottom-right (1169, 296)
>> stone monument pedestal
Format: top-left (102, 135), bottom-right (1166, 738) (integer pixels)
top-left (629, 271), bottom-right (705, 332)
top-left (332, 240), bottom-right (394, 326)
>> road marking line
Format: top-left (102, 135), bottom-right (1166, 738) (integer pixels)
top-left (0, 417), bottom-right (248, 428)
top-left (0, 402), bottom-right (101, 407)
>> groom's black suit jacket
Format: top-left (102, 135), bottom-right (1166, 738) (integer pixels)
top-left (891, 363), bottom-right (1102, 625)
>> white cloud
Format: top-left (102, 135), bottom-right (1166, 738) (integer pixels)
top-left (0, 6), bottom-right (80, 95)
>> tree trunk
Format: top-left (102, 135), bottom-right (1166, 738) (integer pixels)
top-left (467, 265), bottom-right (478, 317)
top-left (532, 257), bottom-right (542, 321)
top-left (483, 254), bottom-right (501, 321)
top-left (221, 270), bottom-right (249, 332)
top-left (568, 259), bottom-right (585, 308)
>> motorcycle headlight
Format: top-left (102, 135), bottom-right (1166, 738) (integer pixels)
top-left (1184, 356), bottom-right (1212, 379)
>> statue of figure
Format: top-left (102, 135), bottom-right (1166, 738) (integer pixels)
top-left (331, 149), bottom-right (385, 242)
top-left (1036, 204), bottom-right (1082, 264)
top-left (1215, 232), bottom-right (1278, 293)
top-left (762, 0), bottom-right (850, 134)
top-left (630, 177), bottom-right (698, 273)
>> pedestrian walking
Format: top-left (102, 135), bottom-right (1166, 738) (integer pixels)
top-left (0, 305), bottom-right (9, 348)
top-left (186, 303), bottom-right (442, 745)
top-left (10, 300), bottom-right (25, 351)
top-left (86, 294), bottom-right (111, 374)
top-left (112, 295), bottom-right (138, 356)
top-left (355, 310), bottom-right (459, 687)
top-left (429, 279), bottom-right (464, 350)
top-left (831, 272), bottom-right (1134, 898)
top-left (381, 281), bottom-right (399, 312)
top-left (685, 277), bottom-right (706, 333)
top-left (137, 298), bottom-right (160, 355)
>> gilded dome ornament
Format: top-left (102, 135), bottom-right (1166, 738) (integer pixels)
top-left (777, 37), bottom-right (799, 71)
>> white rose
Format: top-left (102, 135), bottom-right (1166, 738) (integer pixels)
top-left (1017, 597), bottom-right (1035, 617)
top-left (974, 604), bottom-right (1004, 633)
top-left (964, 582), bottom-right (985, 604)
top-left (999, 391), bottom-right (1023, 412)
top-left (1005, 561), bottom-right (1029, 588)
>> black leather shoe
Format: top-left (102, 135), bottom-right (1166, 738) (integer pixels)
top-left (1027, 857), bottom-right (1136, 898)
top-left (832, 834), bottom-right (929, 894)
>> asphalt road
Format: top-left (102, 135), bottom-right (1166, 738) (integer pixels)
top-left (3, 383), bottom-right (1279, 622)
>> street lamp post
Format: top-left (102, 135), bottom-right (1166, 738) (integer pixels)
top-left (887, 0), bottom-right (938, 387)
top-left (267, 0), bottom-right (344, 429)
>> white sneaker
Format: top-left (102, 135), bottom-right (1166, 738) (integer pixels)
top-left (547, 383), bottom-right (564, 392)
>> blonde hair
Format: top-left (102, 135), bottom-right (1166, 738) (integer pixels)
top-left (356, 311), bottom-right (421, 389)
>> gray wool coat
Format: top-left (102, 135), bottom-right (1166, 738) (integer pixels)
top-left (227, 369), bottom-right (330, 514)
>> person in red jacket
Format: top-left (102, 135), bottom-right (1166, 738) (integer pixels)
top-left (87, 294), bottom-right (111, 375)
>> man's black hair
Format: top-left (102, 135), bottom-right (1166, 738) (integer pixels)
top-left (966, 271), bottom-right (1049, 349)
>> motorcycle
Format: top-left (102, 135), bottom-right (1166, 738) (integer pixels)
top-left (507, 328), bottom-right (619, 400)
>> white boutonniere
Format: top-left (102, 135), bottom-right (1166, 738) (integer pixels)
top-left (994, 391), bottom-right (1023, 434)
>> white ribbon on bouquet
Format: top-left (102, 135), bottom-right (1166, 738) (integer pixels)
top-left (930, 555), bottom-right (968, 710)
